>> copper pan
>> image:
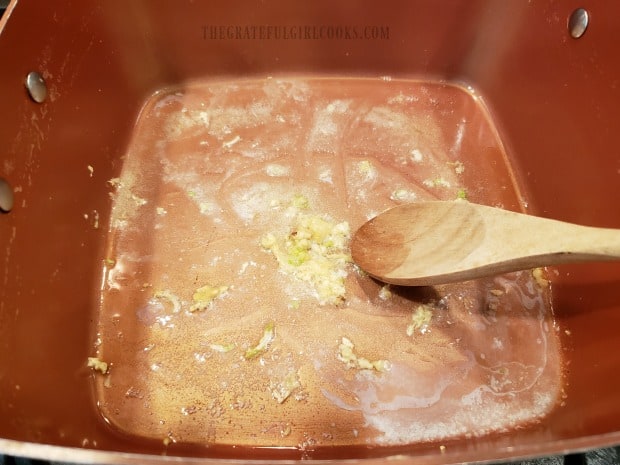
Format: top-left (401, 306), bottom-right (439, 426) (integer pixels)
top-left (0, 1), bottom-right (619, 463)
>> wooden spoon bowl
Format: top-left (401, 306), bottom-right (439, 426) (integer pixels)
top-left (351, 201), bottom-right (620, 286)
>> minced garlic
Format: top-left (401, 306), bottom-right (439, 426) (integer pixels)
top-left (357, 160), bottom-right (377, 180)
top-left (153, 290), bottom-right (182, 313)
top-left (87, 356), bottom-right (109, 374)
top-left (290, 193), bottom-right (310, 210)
top-left (451, 160), bottom-right (465, 174)
top-left (244, 322), bottom-right (275, 360)
top-left (423, 177), bottom-right (451, 188)
top-left (337, 337), bottom-right (390, 372)
top-left (532, 267), bottom-right (549, 287)
top-left (261, 209), bottom-right (351, 305)
top-left (107, 177), bottom-right (121, 188)
top-left (390, 188), bottom-right (417, 202)
top-left (270, 370), bottom-right (301, 403)
top-left (406, 304), bottom-right (433, 336)
top-left (378, 285), bottom-right (392, 301)
top-left (190, 284), bottom-right (228, 312)
top-left (131, 194), bottom-right (148, 207)
top-left (209, 343), bottom-right (236, 353)
top-left (280, 424), bottom-right (292, 437)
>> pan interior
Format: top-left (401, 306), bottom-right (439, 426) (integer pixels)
top-left (93, 77), bottom-right (563, 449)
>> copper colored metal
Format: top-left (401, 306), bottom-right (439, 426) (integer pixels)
top-left (0, 0), bottom-right (619, 464)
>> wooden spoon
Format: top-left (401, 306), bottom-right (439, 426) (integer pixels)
top-left (351, 201), bottom-right (620, 286)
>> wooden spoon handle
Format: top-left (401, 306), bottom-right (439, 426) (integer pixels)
top-left (473, 205), bottom-right (620, 267)
top-left (352, 201), bottom-right (620, 286)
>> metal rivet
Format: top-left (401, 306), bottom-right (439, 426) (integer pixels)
top-left (568, 8), bottom-right (589, 39)
top-left (0, 178), bottom-right (14, 213)
top-left (25, 71), bottom-right (47, 103)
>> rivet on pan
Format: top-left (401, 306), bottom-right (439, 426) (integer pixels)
top-left (568, 8), bottom-right (589, 39)
top-left (25, 71), bottom-right (47, 103)
top-left (0, 178), bottom-right (14, 213)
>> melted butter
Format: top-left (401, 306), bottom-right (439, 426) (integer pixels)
top-left (96, 77), bottom-right (563, 449)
